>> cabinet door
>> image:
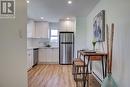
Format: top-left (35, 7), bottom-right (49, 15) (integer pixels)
top-left (27, 20), bottom-right (35, 38)
top-left (46, 49), bottom-right (52, 62)
top-left (39, 49), bottom-right (47, 63)
top-left (27, 51), bottom-right (32, 70)
top-left (35, 22), bottom-right (49, 38)
top-left (30, 50), bottom-right (33, 67)
top-left (41, 22), bottom-right (49, 38)
top-left (59, 20), bottom-right (75, 32)
top-left (27, 51), bottom-right (30, 70)
top-left (27, 50), bottom-right (33, 70)
top-left (38, 48), bottom-right (59, 63)
top-left (51, 49), bottom-right (59, 63)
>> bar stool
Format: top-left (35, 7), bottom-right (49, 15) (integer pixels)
top-left (72, 51), bottom-right (83, 75)
top-left (72, 51), bottom-right (89, 87)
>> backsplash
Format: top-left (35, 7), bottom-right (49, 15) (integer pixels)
top-left (27, 38), bottom-right (59, 48)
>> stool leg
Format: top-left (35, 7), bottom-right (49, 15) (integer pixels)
top-left (76, 81), bottom-right (78, 87)
top-left (83, 66), bottom-right (86, 87)
top-left (73, 65), bottom-right (76, 80)
top-left (87, 66), bottom-right (89, 87)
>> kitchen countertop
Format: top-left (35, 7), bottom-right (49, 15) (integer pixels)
top-left (27, 47), bottom-right (59, 50)
top-left (39, 47), bottom-right (59, 49)
top-left (27, 47), bottom-right (39, 50)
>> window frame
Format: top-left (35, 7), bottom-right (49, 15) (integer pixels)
top-left (50, 28), bottom-right (59, 42)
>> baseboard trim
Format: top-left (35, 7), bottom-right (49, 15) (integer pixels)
top-left (38, 62), bottom-right (59, 64)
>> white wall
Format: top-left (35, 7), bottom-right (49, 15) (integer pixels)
top-left (0, 0), bottom-right (27, 87)
top-left (27, 38), bottom-right (33, 48)
top-left (75, 17), bottom-right (87, 57)
top-left (86, 0), bottom-right (130, 86)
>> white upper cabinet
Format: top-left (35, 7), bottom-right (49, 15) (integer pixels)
top-left (27, 20), bottom-right (49, 38)
top-left (27, 20), bottom-right (35, 38)
top-left (35, 21), bottom-right (49, 38)
top-left (59, 19), bottom-right (76, 32)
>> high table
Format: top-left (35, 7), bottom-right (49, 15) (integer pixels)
top-left (78, 50), bottom-right (108, 87)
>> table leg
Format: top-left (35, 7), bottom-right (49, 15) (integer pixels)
top-left (87, 56), bottom-right (90, 87)
top-left (90, 60), bottom-right (92, 74)
top-left (102, 56), bottom-right (105, 78)
top-left (83, 55), bottom-right (86, 87)
top-left (105, 55), bottom-right (107, 77)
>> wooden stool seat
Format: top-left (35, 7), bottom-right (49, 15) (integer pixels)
top-left (74, 75), bottom-right (89, 81)
top-left (73, 58), bottom-right (82, 62)
top-left (74, 61), bottom-right (84, 66)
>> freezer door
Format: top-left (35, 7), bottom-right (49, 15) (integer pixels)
top-left (60, 44), bottom-right (73, 64)
top-left (65, 44), bottom-right (73, 64)
top-left (59, 33), bottom-right (66, 43)
top-left (65, 33), bottom-right (74, 43)
top-left (59, 44), bottom-right (66, 64)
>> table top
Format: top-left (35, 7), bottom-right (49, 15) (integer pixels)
top-left (79, 50), bottom-right (108, 56)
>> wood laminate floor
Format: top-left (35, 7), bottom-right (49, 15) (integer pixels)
top-left (28, 64), bottom-right (100, 87)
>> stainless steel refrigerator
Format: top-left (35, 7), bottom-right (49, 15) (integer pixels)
top-left (59, 32), bottom-right (74, 64)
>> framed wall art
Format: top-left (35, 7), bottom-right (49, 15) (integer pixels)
top-left (93, 10), bottom-right (105, 42)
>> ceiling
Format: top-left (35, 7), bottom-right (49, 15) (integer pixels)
top-left (27, 0), bottom-right (99, 22)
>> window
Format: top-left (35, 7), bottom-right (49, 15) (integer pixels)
top-left (50, 29), bottom-right (58, 42)
top-left (49, 22), bottom-right (59, 43)
top-left (51, 30), bottom-right (58, 36)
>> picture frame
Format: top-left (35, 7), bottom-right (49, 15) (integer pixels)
top-left (93, 10), bottom-right (105, 42)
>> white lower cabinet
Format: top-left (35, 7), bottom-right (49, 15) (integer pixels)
top-left (39, 48), bottom-right (59, 64)
top-left (27, 49), bottom-right (33, 70)
top-left (51, 49), bottom-right (59, 63)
